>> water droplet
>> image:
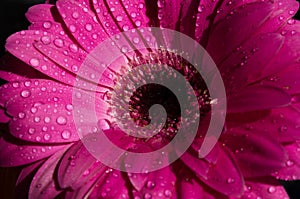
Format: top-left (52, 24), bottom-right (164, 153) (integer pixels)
top-left (36, 136), bottom-right (41, 142)
top-left (21, 90), bottom-right (31, 98)
top-left (143, 193), bottom-right (152, 199)
top-left (279, 125), bottom-right (288, 132)
top-left (43, 21), bottom-right (52, 29)
top-left (41, 36), bottom-right (51, 45)
top-left (54, 39), bottom-right (64, 48)
top-left (44, 134), bottom-right (51, 141)
top-left (227, 178), bottom-right (235, 184)
top-left (71, 65), bottom-right (79, 72)
top-left (116, 15), bottom-right (123, 22)
top-left (121, 46), bottom-right (128, 53)
top-left (34, 117), bottom-right (41, 123)
top-left (135, 20), bottom-right (141, 27)
top-left (69, 44), bottom-right (78, 53)
top-left (98, 119), bottom-right (111, 130)
top-left (18, 112), bottom-right (26, 119)
top-left (72, 12), bottom-right (79, 19)
top-left (132, 37), bottom-right (140, 44)
top-left (12, 82), bottom-right (20, 88)
top-left (157, 0), bottom-right (165, 8)
top-left (44, 117), bottom-right (51, 123)
top-left (85, 24), bottom-right (93, 31)
top-left (31, 107), bottom-right (37, 114)
top-left (28, 128), bottom-right (35, 135)
top-left (122, 25), bottom-right (129, 31)
top-left (286, 160), bottom-right (294, 167)
top-left (287, 19), bottom-right (295, 25)
top-left (69, 25), bottom-right (77, 33)
top-left (146, 181), bottom-right (155, 189)
top-left (268, 186), bottom-right (276, 193)
top-left (56, 116), bottom-right (67, 125)
top-left (65, 104), bottom-right (73, 111)
top-left (30, 58), bottom-right (40, 67)
top-left (61, 130), bottom-right (71, 140)
top-left (164, 189), bottom-right (172, 197)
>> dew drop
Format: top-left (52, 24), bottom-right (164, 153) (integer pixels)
top-left (164, 189), bottom-right (172, 197)
top-left (146, 181), bottom-right (155, 189)
top-left (132, 37), bottom-right (140, 44)
top-left (122, 25), bottom-right (129, 31)
top-left (227, 178), bottom-right (235, 184)
top-left (41, 36), bottom-right (51, 45)
top-left (287, 19), bottom-right (295, 25)
top-left (98, 119), bottom-right (111, 130)
top-left (61, 130), bottom-right (71, 140)
top-left (121, 46), bottom-right (128, 53)
top-left (69, 25), bottom-right (77, 33)
top-left (28, 128), bottom-right (35, 135)
top-left (21, 90), bottom-right (31, 98)
top-left (44, 117), bottom-right (51, 123)
top-left (65, 104), bottom-right (73, 111)
top-left (116, 15), bottom-right (123, 22)
top-left (56, 116), bottom-right (67, 125)
top-left (30, 58), bottom-right (40, 67)
top-left (135, 20), bottom-right (141, 27)
top-left (286, 160), bottom-right (294, 167)
top-left (54, 39), bottom-right (64, 48)
top-left (268, 186), bottom-right (276, 193)
top-left (34, 117), bottom-right (41, 123)
top-left (85, 24), bottom-right (93, 31)
top-left (279, 125), bottom-right (288, 132)
top-left (143, 193), bottom-right (152, 199)
top-left (69, 43), bottom-right (78, 53)
top-left (44, 134), bottom-right (51, 141)
top-left (43, 21), bottom-right (52, 29)
top-left (12, 82), bottom-right (20, 88)
top-left (71, 65), bottom-right (79, 72)
top-left (72, 12), bottom-right (79, 19)
top-left (18, 112), bottom-right (26, 119)
top-left (36, 136), bottom-right (41, 142)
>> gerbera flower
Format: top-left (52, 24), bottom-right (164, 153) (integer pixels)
top-left (0, 0), bottom-right (300, 198)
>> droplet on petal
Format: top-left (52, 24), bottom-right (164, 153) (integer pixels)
top-left (56, 116), bottom-right (67, 125)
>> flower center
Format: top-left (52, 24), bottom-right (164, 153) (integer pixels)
top-left (103, 50), bottom-right (212, 150)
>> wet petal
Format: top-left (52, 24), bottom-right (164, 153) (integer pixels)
top-left (5, 30), bottom-right (76, 86)
top-left (0, 135), bottom-right (67, 167)
top-left (56, 0), bottom-right (108, 52)
top-left (228, 86), bottom-right (291, 113)
top-left (275, 142), bottom-right (300, 180)
top-left (131, 166), bottom-right (176, 199)
top-left (206, 2), bottom-right (273, 64)
top-left (243, 178), bottom-right (289, 199)
top-left (202, 145), bottom-right (244, 197)
top-left (29, 145), bottom-right (71, 199)
top-left (223, 129), bottom-right (287, 177)
top-left (58, 141), bottom-right (106, 189)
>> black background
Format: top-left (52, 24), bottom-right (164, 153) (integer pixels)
top-left (0, 0), bottom-right (299, 198)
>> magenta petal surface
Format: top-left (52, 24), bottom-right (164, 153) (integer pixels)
top-left (29, 145), bottom-right (71, 199)
top-left (223, 129), bottom-right (287, 177)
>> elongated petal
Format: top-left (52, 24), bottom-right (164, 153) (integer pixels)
top-left (275, 142), bottom-right (300, 180)
top-left (243, 178), bottom-right (289, 199)
top-left (223, 129), bottom-right (287, 177)
top-left (29, 145), bottom-right (71, 199)
top-left (58, 141), bottom-right (106, 189)
top-left (202, 145), bottom-right (244, 197)
top-left (228, 86), bottom-right (291, 113)
top-left (0, 136), bottom-right (67, 166)
top-left (206, 2), bottom-right (273, 64)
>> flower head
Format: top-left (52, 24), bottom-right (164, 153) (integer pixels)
top-left (0, 0), bottom-right (300, 198)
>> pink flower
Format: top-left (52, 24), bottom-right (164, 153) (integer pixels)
top-left (0, 0), bottom-right (300, 198)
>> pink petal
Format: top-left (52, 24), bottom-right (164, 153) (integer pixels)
top-left (0, 80), bottom-right (79, 143)
top-left (258, 0), bottom-right (299, 34)
top-left (25, 4), bottom-right (56, 23)
top-left (180, 151), bottom-right (210, 180)
top-left (16, 160), bottom-right (44, 186)
top-left (227, 86), bottom-right (291, 113)
top-left (88, 170), bottom-right (129, 199)
top-left (275, 142), bottom-right (300, 180)
top-left (158, 0), bottom-right (182, 30)
top-left (0, 135), bottom-right (67, 166)
top-left (15, 160), bottom-right (45, 199)
top-left (128, 172), bottom-right (149, 191)
top-left (206, 2), bottom-right (273, 64)
top-left (131, 166), bottom-right (176, 199)
top-left (56, 0), bottom-right (109, 52)
top-left (228, 105), bottom-right (300, 143)
top-left (5, 31), bottom-right (77, 86)
top-left (0, 53), bottom-right (48, 81)
top-left (58, 141), bottom-right (106, 189)
top-left (220, 33), bottom-right (284, 92)
top-left (222, 129), bottom-right (287, 177)
top-left (176, 168), bottom-right (204, 199)
top-left (29, 145), bottom-right (71, 199)
top-left (243, 178), bottom-right (289, 199)
top-left (202, 145), bottom-right (244, 197)
top-left (92, 0), bottom-right (148, 36)
top-left (0, 107), bottom-right (10, 123)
